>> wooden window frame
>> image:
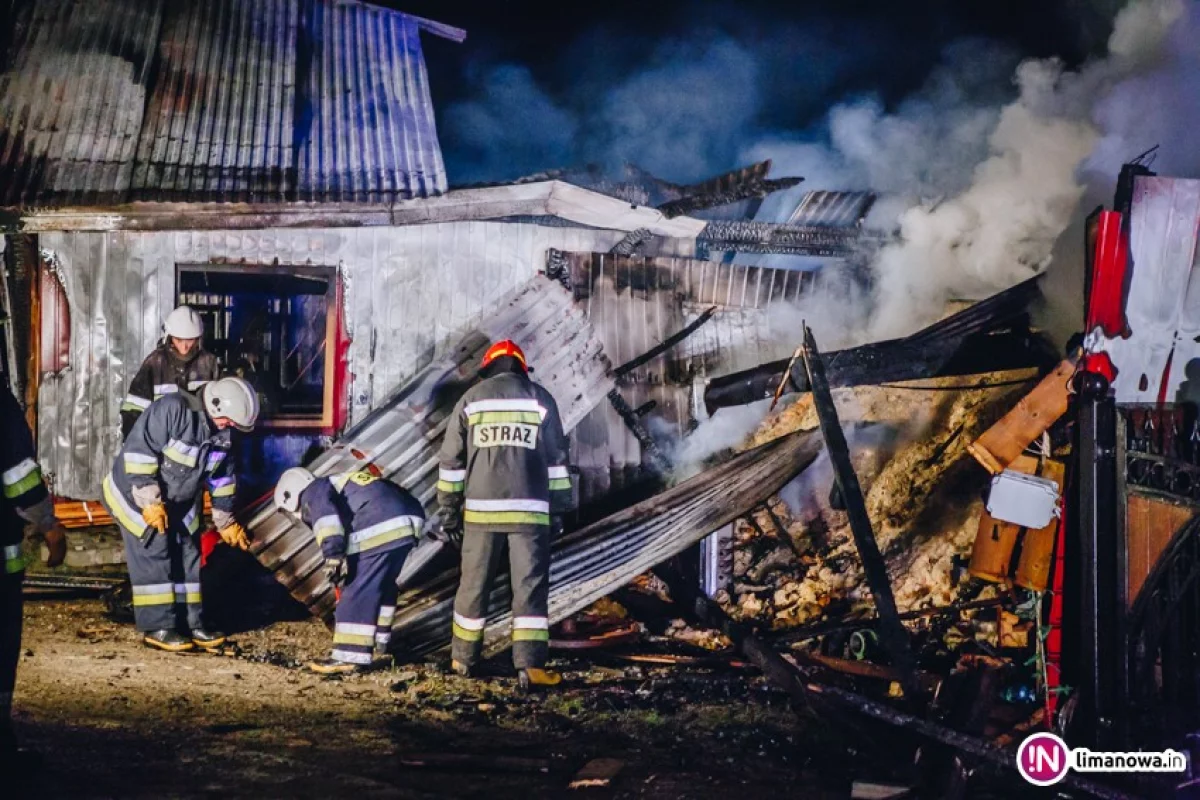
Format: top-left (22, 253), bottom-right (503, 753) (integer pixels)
top-left (176, 262), bottom-right (340, 432)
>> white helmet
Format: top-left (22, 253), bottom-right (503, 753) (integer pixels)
top-left (201, 377), bottom-right (260, 432)
top-left (164, 305), bottom-right (204, 340)
top-left (274, 467), bottom-right (316, 513)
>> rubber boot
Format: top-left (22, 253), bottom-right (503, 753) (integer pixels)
top-left (518, 668), bottom-right (562, 691)
top-left (191, 629), bottom-right (227, 651)
top-left (308, 658), bottom-right (362, 675)
top-left (143, 630), bottom-right (194, 652)
top-left (450, 659), bottom-right (473, 678)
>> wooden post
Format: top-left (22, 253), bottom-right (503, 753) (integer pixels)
top-left (801, 324), bottom-right (924, 704)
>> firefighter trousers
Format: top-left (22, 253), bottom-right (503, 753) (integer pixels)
top-left (451, 530), bottom-right (550, 670)
top-left (120, 503), bottom-right (203, 633)
top-left (0, 561), bottom-right (22, 750)
top-left (331, 545), bottom-right (410, 665)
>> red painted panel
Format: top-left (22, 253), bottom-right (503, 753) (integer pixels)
top-left (1085, 210), bottom-right (1129, 338)
top-left (328, 274), bottom-right (351, 435)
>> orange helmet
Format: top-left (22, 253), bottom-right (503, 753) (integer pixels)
top-left (482, 339), bottom-right (527, 371)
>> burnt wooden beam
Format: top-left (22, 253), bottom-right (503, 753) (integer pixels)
top-left (802, 324), bottom-right (924, 705)
top-left (806, 684), bottom-right (1139, 800)
top-left (704, 276), bottom-right (1054, 413)
top-left (695, 592), bottom-right (1132, 799)
top-left (698, 219), bottom-right (868, 257)
top-left (607, 387), bottom-right (671, 473)
top-left (770, 595), bottom-right (1012, 645)
top-left (613, 306), bottom-right (717, 378)
top-left (607, 305), bottom-right (720, 474)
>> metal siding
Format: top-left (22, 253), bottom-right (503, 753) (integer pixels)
top-left (785, 190), bottom-right (875, 228)
top-left (246, 275), bottom-right (614, 618)
top-left (0, 0), bottom-right (449, 207)
top-left (37, 221), bottom-right (625, 499)
top-left (1106, 176), bottom-right (1200, 403)
top-left (567, 251), bottom-right (811, 485)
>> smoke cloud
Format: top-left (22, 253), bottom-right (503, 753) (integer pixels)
top-left (448, 0), bottom-right (1198, 353)
top-left (753, 0), bottom-right (1193, 343)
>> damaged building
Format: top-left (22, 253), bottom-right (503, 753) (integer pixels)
top-left (2, 1), bottom-right (1198, 798)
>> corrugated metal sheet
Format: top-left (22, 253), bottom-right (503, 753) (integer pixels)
top-left (1100, 176), bottom-right (1200, 403)
top-left (785, 190), bottom-right (876, 228)
top-left (36, 221), bottom-right (654, 500)
top-left (563, 251), bottom-right (819, 497)
top-left (246, 275), bottom-right (614, 619)
top-left (389, 428), bottom-right (823, 657)
top-left (0, 0), bottom-right (458, 207)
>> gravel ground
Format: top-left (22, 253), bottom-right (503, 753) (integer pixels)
top-left (9, 595), bottom-right (882, 799)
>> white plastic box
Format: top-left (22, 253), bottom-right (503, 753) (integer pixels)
top-left (986, 469), bottom-right (1061, 530)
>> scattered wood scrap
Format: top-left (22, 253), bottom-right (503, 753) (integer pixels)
top-left (851, 781), bottom-right (913, 799)
top-left (398, 753), bottom-right (551, 774)
top-left (569, 758), bottom-right (624, 789)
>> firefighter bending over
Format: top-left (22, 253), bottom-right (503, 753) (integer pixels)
top-left (120, 305), bottom-right (220, 440)
top-left (437, 340), bottom-right (574, 689)
top-left (274, 467), bottom-right (423, 674)
top-left (1, 387), bottom-right (67, 766)
top-left (102, 377), bottom-right (258, 652)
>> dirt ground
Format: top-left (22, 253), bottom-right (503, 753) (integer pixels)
top-left (9, 595), bottom-right (895, 799)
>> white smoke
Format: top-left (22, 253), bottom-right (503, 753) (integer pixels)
top-left (667, 399), bottom-right (777, 480)
top-left (752, 0), bottom-right (1193, 345)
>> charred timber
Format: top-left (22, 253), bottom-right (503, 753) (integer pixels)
top-left (704, 276), bottom-right (1053, 413)
top-left (807, 684), bottom-right (1139, 800)
top-left (607, 388), bottom-right (671, 474)
top-left (697, 595), bottom-right (1135, 800)
top-left (802, 326), bottom-right (924, 704)
top-left (613, 306), bottom-right (717, 379)
top-left (698, 219), bottom-right (868, 257)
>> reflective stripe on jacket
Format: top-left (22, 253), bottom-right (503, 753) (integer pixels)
top-left (1, 388), bottom-right (50, 553)
top-left (437, 372), bottom-right (572, 535)
top-left (104, 394), bottom-right (234, 537)
top-left (120, 344), bottom-right (219, 439)
top-left (299, 471), bottom-right (424, 559)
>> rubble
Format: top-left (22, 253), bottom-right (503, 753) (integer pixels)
top-left (728, 369), bottom-right (1038, 632)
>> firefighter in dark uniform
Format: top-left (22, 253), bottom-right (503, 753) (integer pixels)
top-left (120, 305), bottom-right (221, 440)
top-left (274, 466), bottom-right (423, 673)
top-left (1, 387), bottom-right (67, 764)
top-left (102, 377), bottom-right (258, 652)
top-left (437, 340), bottom-right (573, 689)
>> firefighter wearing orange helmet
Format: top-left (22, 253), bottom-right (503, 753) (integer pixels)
top-left (436, 340), bottom-right (573, 688)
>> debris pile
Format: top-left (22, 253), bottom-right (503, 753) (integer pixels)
top-left (726, 371), bottom-right (1038, 631)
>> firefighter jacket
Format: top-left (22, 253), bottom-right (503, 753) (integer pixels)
top-left (437, 371), bottom-right (572, 535)
top-left (1, 389), bottom-right (56, 573)
top-left (120, 343), bottom-right (220, 439)
top-left (103, 393), bottom-right (237, 539)
top-left (298, 471), bottom-right (424, 560)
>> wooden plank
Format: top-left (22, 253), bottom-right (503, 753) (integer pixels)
top-left (1126, 493), bottom-right (1196, 606)
top-left (967, 359), bottom-right (1076, 474)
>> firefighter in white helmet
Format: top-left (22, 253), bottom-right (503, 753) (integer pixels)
top-left (119, 305), bottom-right (220, 440)
top-left (101, 377), bottom-right (259, 652)
top-left (274, 466), bottom-right (423, 673)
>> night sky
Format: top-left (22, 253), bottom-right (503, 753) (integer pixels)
top-left (385, 0), bottom-right (1126, 186)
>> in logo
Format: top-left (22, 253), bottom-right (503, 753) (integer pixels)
top-left (1017, 732), bottom-right (1071, 786)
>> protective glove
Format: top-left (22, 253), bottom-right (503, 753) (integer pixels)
top-left (323, 556), bottom-right (348, 588)
top-left (219, 521), bottom-right (251, 551)
top-left (44, 522), bottom-right (68, 568)
top-left (142, 502), bottom-right (169, 534)
top-left (439, 508), bottom-right (463, 551)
